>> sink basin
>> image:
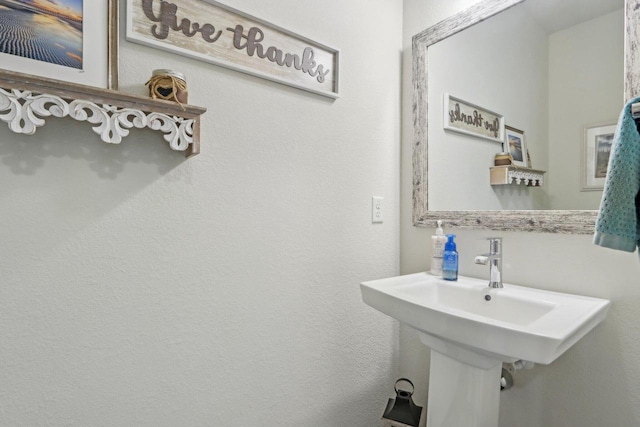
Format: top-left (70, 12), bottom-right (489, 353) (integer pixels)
top-left (361, 272), bottom-right (610, 365)
top-left (361, 272), bottom-right (610, 427)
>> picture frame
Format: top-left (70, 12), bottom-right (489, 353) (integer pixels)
top-left (504, 126), bottom-right (527, 167)
top-left (0, 1), bottom-right (119, 89)
top-left (582, 122), bottom-right (616, 191)
top-left (443, 93), bottom-right (504, 143)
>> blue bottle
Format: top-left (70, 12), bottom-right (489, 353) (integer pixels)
top-left (442, 234), bottom-right (458, 281)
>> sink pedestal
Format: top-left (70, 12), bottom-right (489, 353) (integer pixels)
top-left (427, 350), bottom-right (501, 427)
top-left (420, 332), bottom-right (503, 427)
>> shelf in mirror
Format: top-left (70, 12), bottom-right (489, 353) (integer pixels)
top-left (490, 165), bottom-right (546, 186)
top-left (0, 69), bottom-right (207, 157)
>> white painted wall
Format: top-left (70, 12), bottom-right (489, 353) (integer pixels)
top-left (547, 9), bottom-right (623, 209)
top-left (428, 5), bottom-right (549, 210)
top-left (402, 1), bottom-right (640, 426)
top-left (0, 0), bottom-right (402, 425)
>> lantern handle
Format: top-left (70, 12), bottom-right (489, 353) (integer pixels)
top-left (394, 378), bottom-right (415, 396)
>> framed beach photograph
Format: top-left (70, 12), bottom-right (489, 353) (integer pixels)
top-left (504, 126), bottom-right (527, 167)
top-left (582, 122), bottom-right (616, 191)
top-left (0, 0), bottom-right (118, 89)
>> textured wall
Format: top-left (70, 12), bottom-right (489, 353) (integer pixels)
top-left (402, 1), bottom-right (640, 426)
top-left (0, 0), bottom-right (402, 425)
top-left (548, 9), bottom-right (623, 209)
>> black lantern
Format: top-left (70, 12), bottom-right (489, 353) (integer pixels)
top-left (381, 378), bottom-right (424, 427)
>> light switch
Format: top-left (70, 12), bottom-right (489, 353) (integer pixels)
top-left (372, 196), bottom-right (383, 223)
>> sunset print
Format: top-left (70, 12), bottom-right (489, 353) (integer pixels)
top-left (0, 0), bottom-right (83, 69)
top-left (507, 134), bottom-right (523, 162)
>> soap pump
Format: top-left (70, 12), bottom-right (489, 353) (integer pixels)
top-left (430, 220), bottom-right (447, 276)
top-left (442, 234), bottom-right (458, 281)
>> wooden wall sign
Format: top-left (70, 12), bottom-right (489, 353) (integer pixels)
top-left (443, 93), bottom-right (504, 143)
top-left (126, 0), bottom-right (340, 98)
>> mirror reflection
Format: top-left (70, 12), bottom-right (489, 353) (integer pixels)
top-left (427, 0), bottom-right (623, 211)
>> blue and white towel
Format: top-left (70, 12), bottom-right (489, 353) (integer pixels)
top-left (593, 96), bottom-right (640, 256)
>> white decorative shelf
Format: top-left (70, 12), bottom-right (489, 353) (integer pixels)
top-left (0, 70), bottom-right (206, 157)
top-left (490, 165), bottom-right (546, 187)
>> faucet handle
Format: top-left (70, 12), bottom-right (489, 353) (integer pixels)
top-left (474, 255), bottom-right (489, 265)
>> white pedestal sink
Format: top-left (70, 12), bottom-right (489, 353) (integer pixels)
top-left (360, 273), bottom-right (610, 427)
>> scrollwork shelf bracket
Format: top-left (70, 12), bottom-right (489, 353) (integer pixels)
top-left (0, 70), bottom-right (207, 157)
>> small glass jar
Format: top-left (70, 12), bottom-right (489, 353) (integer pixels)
top-left (146, 69), bottom-right (188, 104)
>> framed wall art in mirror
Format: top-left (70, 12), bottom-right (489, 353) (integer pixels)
top-left (0, 0), bottom-right (118, 89)
top-left (412, 0), bottom-right (638, 234)
top-left (504, 126), bottom-right (526, 167)
top-left (443, 93), bottom-right (505, 143)
top-left (582, 122), bottom-right (616, 192)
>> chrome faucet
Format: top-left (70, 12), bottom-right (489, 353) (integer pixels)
top-left (474, 238), bottom-right (503, 288)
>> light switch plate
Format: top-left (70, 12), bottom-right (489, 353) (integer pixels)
top-left (372, 196), bottom-right (383, 223)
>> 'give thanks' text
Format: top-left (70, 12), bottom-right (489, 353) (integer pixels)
top-left (141, 0), bottom-right (331, 84)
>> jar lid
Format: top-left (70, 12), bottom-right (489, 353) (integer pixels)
top-left (152, 69), bottom-right (186, 82)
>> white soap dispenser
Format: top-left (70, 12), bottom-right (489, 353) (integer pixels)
top-left (430, 220), bottom-right (447, 276)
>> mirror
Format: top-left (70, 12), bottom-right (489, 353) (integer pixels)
top-left (412, 0), bottom-right (640, 233)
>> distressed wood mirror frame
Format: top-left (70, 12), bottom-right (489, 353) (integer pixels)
top-left (412, 0), bottom-right (640, 234)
